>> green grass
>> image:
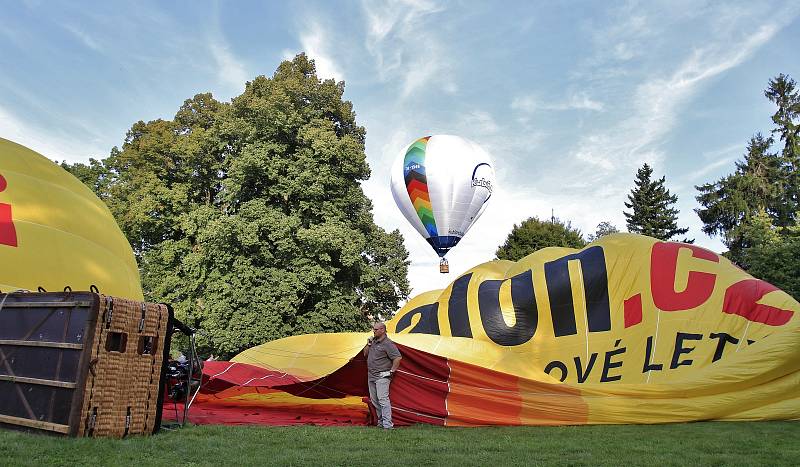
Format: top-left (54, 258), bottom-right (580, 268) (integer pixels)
top-left (1, 421), bottom-right (798, 466)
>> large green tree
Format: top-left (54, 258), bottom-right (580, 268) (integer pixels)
top-left (59, 158), bottom-right (111, 200)
top-left (495, 216), bottom-right (586, 261)
top-left (63, 55), bottom-right (410, 357)
top-left (624, 163), bottom-right (691, 241)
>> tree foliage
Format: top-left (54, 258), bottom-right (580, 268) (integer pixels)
top-left (587, 221), bottom-right (619, 242)
top-left (59, 158), bottom-right (112, 200)
top-left (729, 209), bottom-right (800, 299)
top-left (741, 235), bottom-right (800, 301)
top-left (695, 74), bottom-right (800, 267)
top-left (765, 73), bottom-right (800, 224)
top-left (495, 216), bottom-right (586, 261)
top-left (624, 163), bottom-right (691, 242)
top-left (695, 134), bottom-right (784, 259)
top-left (62, 55), bottom-right (410, 357)
top-left (694, 74), bottom-right (799, 298)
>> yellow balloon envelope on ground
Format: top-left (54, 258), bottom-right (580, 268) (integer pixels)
top-left (0, 137), bottom-right (142, 299)
top-left (384, 233), bottom-right (800, 424)
top-left (215, 233), bottom-right (799, 426)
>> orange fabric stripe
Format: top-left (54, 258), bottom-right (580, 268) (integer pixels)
top-left (446, 360), bottom-right (521, 426)
top-left (407, 187), bottom-right (431, 203)
top-left (446, 360), bottom-right (589, 426)
top-left (515, 376), bottom-right (589, 425)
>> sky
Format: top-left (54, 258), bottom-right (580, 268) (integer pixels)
top-left (1, 0), bottom-right (799, 297)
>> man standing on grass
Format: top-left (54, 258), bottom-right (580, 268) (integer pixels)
top-left (363, 321), bottom-right (402, 429)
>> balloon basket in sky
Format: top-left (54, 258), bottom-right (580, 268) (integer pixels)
top-left (173, 234), bottom-right (800, 427)
top-left (390, 135), bottom-right (495, 274)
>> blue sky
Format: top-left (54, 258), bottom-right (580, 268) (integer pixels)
top-left (2, 0), bottom-right (799, 295)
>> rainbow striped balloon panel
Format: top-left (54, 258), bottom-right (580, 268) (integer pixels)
top-left (403, 136), bottom-right (437, 237)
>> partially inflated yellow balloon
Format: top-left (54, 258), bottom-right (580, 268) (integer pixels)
top-left (0, 137), bottom-right (143, 299)
top-left (227, 233), bottom-right (800, 426)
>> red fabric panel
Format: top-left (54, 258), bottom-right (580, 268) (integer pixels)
top-left (200, 361), bottom-right (301, 394)
top-left (445, 358), bottom-right (522, 426)
top-left (0, 203), bottom-right (18, 247)
top-left (723, 279), bottom-right (794, 326)
top-left (446, 358), bottom-right (588, 426)
top-left (193, 343), bottom-right (451, 427)
top-left (277, 344), bottom-right (449, 426)
top-left (624, 293), bottom-right (643, 328)
top-left (275, 354), bottom-right (369, 399)
top-left (162, 399), bottom-right (369, 427)
top-left (376, 345), bottom-right (449, 426)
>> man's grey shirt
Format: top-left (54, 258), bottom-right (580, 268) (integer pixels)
top-left (366, 336), bottom-right (401, 382)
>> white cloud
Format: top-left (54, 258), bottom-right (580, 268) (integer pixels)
top-left (684, 143), bottom-right (743, 182)
top-left (584, 7), bottom-right (655, 68)
top-left (299, 21), bottom-right (345, 82)
top-left (613, 42), bottom-right (636, 61)
top-left (510, 95), bottom-right (536, 113)
top-left (524, 9), bottom-right (794, 264)
top-left (570, 17), bottom-right (783, 177)
top-left (0, 77), bottom-right (110, 157)
top-left (362, 0), bottom-right (442, 63)
top-left (640, 25), bottom-right (778, 102)
top-left (0, 106), bottom-right (25, 136)
top-left (62, 23), bottom-right (102, 52)
top-left (512, 92), bottom-right (604, 113)
top-left (206, 4), bottom-right (249, 94)
top-left (701, 142), bottom-right (744, 161)
top-left (460, 110), bottom-right (499, 135)
top-left (566, 93), bottom-right (604, 111)
top-left (209, 39), bottom-right (249, 93)
top-left (360, 0), bottom-right (452, 98)
top-left (0, 104), bottom-right (105, 162)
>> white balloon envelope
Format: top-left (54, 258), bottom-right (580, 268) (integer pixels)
top-left (390, 135), bottom-right (495, 261)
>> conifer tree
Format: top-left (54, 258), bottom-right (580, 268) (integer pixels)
top-left (695, 133), bottom-right (783, 257)
top-left (765, 73), bottom-right (800, 222)
top-left (624, 164), bottom-right (690, 241)
top-left (695, 73), bottom-right (800, 279)
top-left (697, 75), bottom-right (800, 248)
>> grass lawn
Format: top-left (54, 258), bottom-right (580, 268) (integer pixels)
top-left (1, 421), bottom-right (798, 466)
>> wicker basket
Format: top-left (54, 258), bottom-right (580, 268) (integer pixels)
top-left (0, 292), bottom-right (173, 438)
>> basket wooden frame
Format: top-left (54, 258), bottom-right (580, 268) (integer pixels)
top-left (0, 292), bottom-right (174, 438)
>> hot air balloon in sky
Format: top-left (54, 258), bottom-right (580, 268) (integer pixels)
top-left (390, 135), bottom-right (495, 273)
